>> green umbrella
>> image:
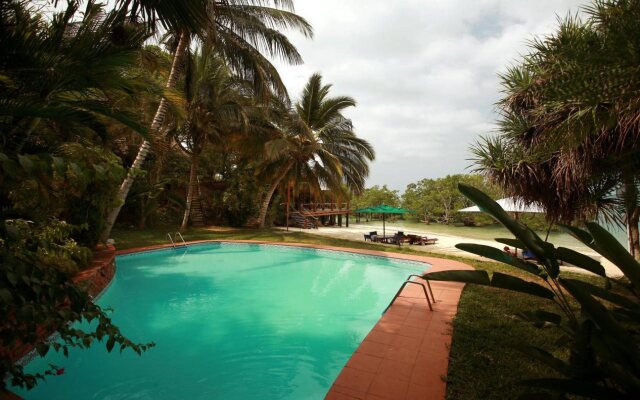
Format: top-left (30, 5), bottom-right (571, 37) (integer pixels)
top-left (353, 204), bottom-right (413, 237)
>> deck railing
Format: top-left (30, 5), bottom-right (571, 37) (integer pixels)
top-left (300, 202), bottom-right (349, 212)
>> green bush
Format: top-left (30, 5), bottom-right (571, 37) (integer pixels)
top-left (0, 218), bottom-right (154, 390)
top-left (4, 145), bottom-right (125, 247)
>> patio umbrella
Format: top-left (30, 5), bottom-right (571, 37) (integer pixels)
top-left (353, 204), bottom-right (413, 237)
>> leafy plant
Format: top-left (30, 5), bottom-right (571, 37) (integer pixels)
top-left (424, 184), bottom-right (640, 399)
top-left (0, 219), bottom-right (154, 390)
top-left (2, 144), bottom-right (126, 247)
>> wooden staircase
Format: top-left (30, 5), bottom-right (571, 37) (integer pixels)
top-left (189, 177), bottom-right (207, 227)
top-left (190, 197), bottom-right (206, 227)
top-left (289, 210), bottom-right (318, 229)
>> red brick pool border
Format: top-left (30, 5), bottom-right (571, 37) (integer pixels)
top-left (117, 240), bottom-right (473, 400)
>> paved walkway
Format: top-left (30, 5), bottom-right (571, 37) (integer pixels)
top-left (324, 254), bottom-right (472, 400)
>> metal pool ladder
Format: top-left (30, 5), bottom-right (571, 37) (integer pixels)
top-left (167, 232), bottom-right (187, 249)
top-left (383, 274), bottom-right (435, 313)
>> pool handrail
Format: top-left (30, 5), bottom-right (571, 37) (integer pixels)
top-left (167, 232), bottom-right (188, 249)
top-left (383, 275), bottom-right (434, 313)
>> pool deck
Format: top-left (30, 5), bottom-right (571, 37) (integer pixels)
top-left (116, 240), bottom-right (473, 400)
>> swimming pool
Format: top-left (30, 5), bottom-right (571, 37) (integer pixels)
top-left (15, 242), bottom-right (428, 399)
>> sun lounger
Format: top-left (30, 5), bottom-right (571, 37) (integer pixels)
top-left (407, 234), bottom-right (438, 245)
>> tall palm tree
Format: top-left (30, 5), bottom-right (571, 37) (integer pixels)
top-left (471, 0), bottom-right (640, 258)
top-left (174, 48), bottom-right (253, 231)
top-left (255, 73), bottom-right (375, 228)
top-left (100, 0), bottom-right (312, 241)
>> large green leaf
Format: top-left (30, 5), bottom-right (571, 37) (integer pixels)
top-left (522, 378), bottom-right (633, 399)
top-left (458, 184), bottom-right (560, 277)
top-left (519, 346), bottom-right (569, 374)
top-left (456, 243), bottom-right (541, 276)
top-left (560, 279), bottom-right (639, 362)
top-left (492, 273), bottom-right (555, 299)
top-left (423, 270), bottom-right (490, 285)
top-left (555, 247), bottom-right (606, 277)
top-left (496, 237), bottom-right (556, 254)
top-left (517, 310), bottom-right (562, 327)
top-left (587, 223), bottom-right (640, 289)
top-left (566, 279), bottom-right (638, 310)
top-left (599, 360), bottom-right (640, 395)
top-left (424, 270), bottom-right (555, 299)
top-left (494, 237), bottom-right (526, 249)
top-left (559, 224), bottom-right (598, 252)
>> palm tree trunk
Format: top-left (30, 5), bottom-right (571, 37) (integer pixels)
top-left (180, 154), bottom-right (199, 232)
top-left (257, 162), bottom-right (293, 228)
top-left (100, 32), bottom-right (190, 242)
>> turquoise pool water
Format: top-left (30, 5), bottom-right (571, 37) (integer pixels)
top-left (15, 243), bottom-right (426, 399)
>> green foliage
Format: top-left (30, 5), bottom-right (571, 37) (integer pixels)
top-left (401, 174), bottom-right (501, 224)
top-left (425, 184), bottom-right (640, 399)
top-left (471, 0), bottom-right (640, 255)
top-left (351, 185), bottom-right (400, 210)
top-left (223, 166), bottom-right (261, 227)
top-left (0, 218), bottom-right (154, 390)
top-left (2, 145), bottom-right (125, 247)
top-left (0, 1), bottom-right (155, 147)
top-left (0, 2), bottom-right (157, 389)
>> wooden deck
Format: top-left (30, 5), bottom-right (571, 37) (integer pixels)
top-left (300, 202), bottom-right (351, 217)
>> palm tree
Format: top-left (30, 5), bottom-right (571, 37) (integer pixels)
top-left (100, 0), bottom-right (312, 241)
top-left (471, 0), bottom-right (640, 258)
top-left (174, 48), bottom-right (253, 231)
top-left (0, 1), bottom-right (156, 154)
top-left (255, 73), bottom-right (375, 228)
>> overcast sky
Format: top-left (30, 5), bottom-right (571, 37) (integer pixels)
top-left (274, 0), bottom-right (589, 192)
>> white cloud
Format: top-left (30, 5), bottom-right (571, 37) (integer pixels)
top-left (275, 0), bottom-right (590, 191)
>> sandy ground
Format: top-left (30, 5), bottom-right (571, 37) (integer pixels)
top-left (279, 223), bottom-right (623, 277)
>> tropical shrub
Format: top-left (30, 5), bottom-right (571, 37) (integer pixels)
top-left (0, 218), bottom-right (154, 390)
top-left (425, 184), bottom-right (640, 399)
top-left (6, 145), bottom-right (126, 247)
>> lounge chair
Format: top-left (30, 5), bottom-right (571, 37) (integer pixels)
top-left (388, 232), bottom-right (411, 246)
top-left (408, 234), bottom-right (438, 245)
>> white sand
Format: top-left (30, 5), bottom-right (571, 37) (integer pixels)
top-left (278, 223), bottom-right (623, 277)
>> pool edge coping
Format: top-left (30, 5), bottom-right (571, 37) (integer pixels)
top-left (116, 240), bottom-right (473, 400)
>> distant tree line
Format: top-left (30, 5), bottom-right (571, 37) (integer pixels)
top-left (401, 174), bottom-right (501, 225)
top-left (350, 174), bottom-right (558, 230)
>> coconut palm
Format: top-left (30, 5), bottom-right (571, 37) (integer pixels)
top-left (255, 73), bottom-right (375, 228)
top-left (472, 0), bottom-right (640, 259)
top-left (100, 0), bottom-right (312, 241)
top-left (174, 48), bottom-right (254, 231)
top-left (0, 1), bottom-right (158, 154)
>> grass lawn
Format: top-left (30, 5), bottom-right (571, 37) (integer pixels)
top-left (112, 226), bottom-right (601, 399)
